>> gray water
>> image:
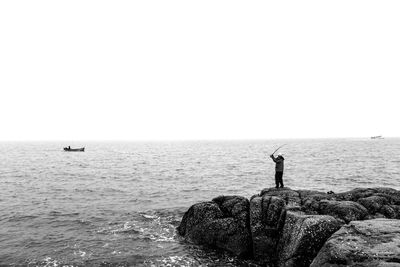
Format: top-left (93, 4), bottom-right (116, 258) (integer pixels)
top-left (1, 139), bottom-right (399, 266)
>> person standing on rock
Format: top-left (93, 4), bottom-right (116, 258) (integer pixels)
top-left (270, 153), bottom-right (284, 188)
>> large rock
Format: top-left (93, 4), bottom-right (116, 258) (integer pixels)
top-left (277, 211), bottom-right (342, 267)
top-left (318, 200), bottom-right (368, 223)
top-left (177, 196), bottom-right (252, 256)
top-left (249, 195), bottom-right (286, 264)
top-left (381, 204), bottom-right (400, 219)
top-left (212, 195), bottom-right (249, 228)
top-left (358, 195), bottom-right (388, 214)
top-left (298, 190), bottom-right (337, 214)
top-left (311, 218), bottom-right (400, 267)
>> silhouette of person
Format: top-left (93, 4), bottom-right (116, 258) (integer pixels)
top-left (270, 153), bottom-right (284, 188)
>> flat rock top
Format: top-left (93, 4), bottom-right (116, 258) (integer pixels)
top-left (311, 218), bottom-right (400, 267)
top-left (350, 218), bottom-right (400, 234)
top-left (345, 219), bottom-right (400, 256)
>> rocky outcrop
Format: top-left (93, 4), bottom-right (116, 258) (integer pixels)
top-left (177, 195), bottom-right (252, 256)
top-left (310, 218), bottom-right (400, 267)
top-left (178, 187), bottom-right (400, 266)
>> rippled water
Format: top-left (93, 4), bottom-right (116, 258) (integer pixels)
top-left (1, 139), bottom-right (399, 266)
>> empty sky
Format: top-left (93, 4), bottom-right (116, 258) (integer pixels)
top-left (1, 1), bottom-right (399, 141)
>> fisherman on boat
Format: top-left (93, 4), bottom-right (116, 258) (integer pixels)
top-left (270, 153), bottom-right (285, 188)
top-left (63, 146), bottom-right (85, 152)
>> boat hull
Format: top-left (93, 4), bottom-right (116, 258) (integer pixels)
top-left (63, 147), bottom-right (85, 152)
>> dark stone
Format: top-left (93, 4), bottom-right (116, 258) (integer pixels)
top-left (336, 188), bottom-right (400, 205)
top-left (358, 195), bottom-right (388, 214)
top-left (318, 200), bottom-right (368, 223)
top-left (249, 195), bottom-right (286, 264)
top-left (212, 195), bottom-right (250, 228)
top-left (260, 187), bottom-right (302, 208)
top-left (177, 196), bottom-right (252, 256)
top-left (277, 211), bottom-right (342, 267)
top-left (380, 205), bottom-right (397, 219)
top-left (177, 201), bottom-right (223, 237)
top-left (336, 187), bottom-right (378, 201)
top-left (298, 190), bottom-right (337, 214)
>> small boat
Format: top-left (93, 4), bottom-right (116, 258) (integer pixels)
top-left (371, 136), bottom-right (384, 139)
top-left (63, 147), bottom-right (85, 152)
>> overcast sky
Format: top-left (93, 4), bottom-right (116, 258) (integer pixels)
top-left (1, 1), bottom-right (399, 141)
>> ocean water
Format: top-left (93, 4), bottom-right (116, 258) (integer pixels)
top-left (1, 139), bottom-right (399, 266)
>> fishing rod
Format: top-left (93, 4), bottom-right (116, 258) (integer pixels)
top-left (271, 144), bottom-right (287, 156)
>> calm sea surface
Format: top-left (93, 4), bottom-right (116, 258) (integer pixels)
top-left (1, 139), bottom-right (399, 266)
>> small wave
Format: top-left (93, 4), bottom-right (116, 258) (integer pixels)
top-left (49, 211), bottom-right (80, 217)
top-left (97, 222), bottom-right (143, 235)
top-left (76, 219), bottom-right (91, 225)
top-left (28, 256), bottom-right (66, 267)
top-left (103, 187), bottom-right (125, 193)
top-left (116, 227), bottom-right (141, 234)
top-left (74, 188), bottom-right (95, 193)
top-left (151, 208), bottom-right (187, 219)
top-left (73, 250), bottom-right (88, 258)
top-left (153, 234), bottom-right (176, 242)
top-left (96, 215), bottom-right (178, 245)
top-left (24, 239), bottom-right (43, 248)
top-left (111, 250), bottom-right (122, 255)
top-left (78, 163), bottom-right (89, 168)
top-left (141, 214), bottom-right (158, 220)
top-left (6, 214), bottom-right (38, 222)
top-left (181, 188), bottom-right (199, 192)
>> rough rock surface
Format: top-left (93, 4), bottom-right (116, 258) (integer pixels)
top-left (310, 218), bottom-right (400, 267)
top-left (260, 187), bottom-right (302, 209)
top-left (177, 195), bottom-right (251, 256)
top-left (336, 188), bottom-right (400, 219)
top-left (249, 195), bottom-right (286, 264)
top-left (277, 211), bottom-right (342, 267)
top-left (178, 187), bottom-right (400, 266)
top-left (260, 187), bottom-right (400, 222)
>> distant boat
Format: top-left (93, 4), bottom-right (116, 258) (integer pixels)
top-left (371, 136), bottom-right (384, 139)
top-left (63, 147), bottom-right (85, 152)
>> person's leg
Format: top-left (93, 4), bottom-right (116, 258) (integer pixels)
top-left (275, 172), bottom-right (279, 188)
top-left (277, 172), bottom-right (284, 187)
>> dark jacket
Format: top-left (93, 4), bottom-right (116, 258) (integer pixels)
top-left (270, 155), bottom-right (284, 172)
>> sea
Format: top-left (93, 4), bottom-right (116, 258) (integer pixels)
top-left (1, 139), bottom-right (399, 266)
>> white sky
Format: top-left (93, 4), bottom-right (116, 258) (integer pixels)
top-left (1, 1), bottom-right (399, 141)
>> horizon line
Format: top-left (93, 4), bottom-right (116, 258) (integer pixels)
top-left (0, 136), bottom-right (397, 142)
